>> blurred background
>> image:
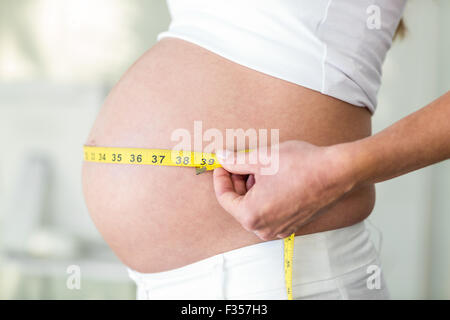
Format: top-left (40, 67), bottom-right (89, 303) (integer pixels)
top-left (0, 0), bottom-right (449, 299)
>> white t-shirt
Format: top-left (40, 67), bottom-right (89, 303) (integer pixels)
top-left (158, 0), bottom-right (407, 113)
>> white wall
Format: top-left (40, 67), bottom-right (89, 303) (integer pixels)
top-left (0, 84), bottom-right (102, 241)
top-left (429, 0), bottom-right (450, 299)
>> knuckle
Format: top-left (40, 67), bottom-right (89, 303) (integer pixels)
top-left (239, 204), bottom-right (261, 230)
top-left (240, 210), bottom-right (259, 231)
top-left (258, 229), bottom-right (275, 241)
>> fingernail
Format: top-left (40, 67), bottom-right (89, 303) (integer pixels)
top-left (215, 150), bottom-right (229, 161)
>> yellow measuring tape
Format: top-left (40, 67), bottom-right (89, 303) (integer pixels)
top-left (83, 145), bottom-right (295, 299)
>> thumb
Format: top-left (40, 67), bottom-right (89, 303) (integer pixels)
top-left (213, 167), bottom-right (244, 218)
top-left (215, 149), bottom-right (259, 175)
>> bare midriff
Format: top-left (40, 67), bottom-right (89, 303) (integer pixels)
top-left (82, 38), bottom-right (375, 273)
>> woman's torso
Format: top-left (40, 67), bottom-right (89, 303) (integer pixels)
top-left (82, 38), bottom-right (375, 273)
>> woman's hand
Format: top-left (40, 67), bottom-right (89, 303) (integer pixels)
top-left (214, 92), bottom-right (450, 241)
top-left (213, 140), bottom-right (356, 241)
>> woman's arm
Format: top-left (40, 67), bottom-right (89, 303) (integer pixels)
top-left (213, 91), bottom-right (450, 240)
top-left (346, 90), bottom-right (450, 186)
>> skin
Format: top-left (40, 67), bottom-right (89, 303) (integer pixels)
top-left (213, 91), bottom-right (450, 240)
top-left (82, 38), bottom-right (375, 273)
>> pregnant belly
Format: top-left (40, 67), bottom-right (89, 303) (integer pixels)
top-left (82, 38), bottom-right (375, 273)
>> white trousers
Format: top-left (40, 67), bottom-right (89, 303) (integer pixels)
top-left (127, 221), bottom-right (389, 300)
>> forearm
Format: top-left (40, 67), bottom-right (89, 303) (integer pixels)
top-left (343, 91), bottom-right (450, 187)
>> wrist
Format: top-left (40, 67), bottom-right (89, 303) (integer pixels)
top-left (328, 138), bottom-right (374, 192)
